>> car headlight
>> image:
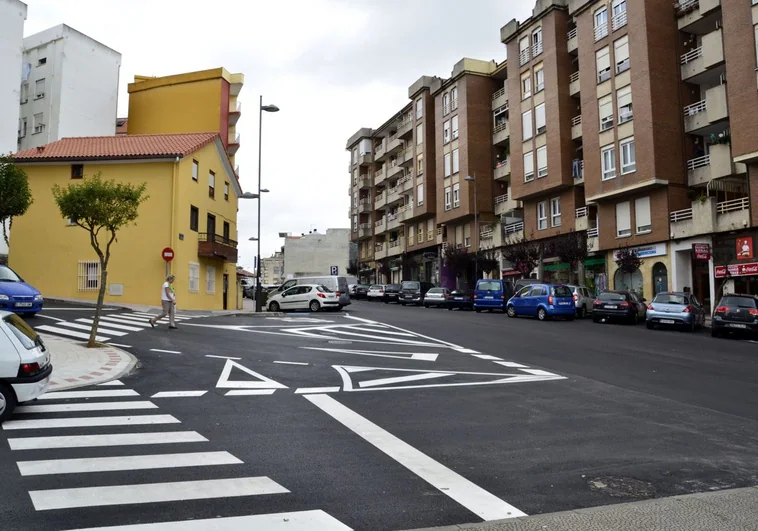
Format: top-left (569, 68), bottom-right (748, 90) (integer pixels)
top-left (34, 294), bottom-right (43, 301)
top-left (0, 294), bottom-right (8, 301)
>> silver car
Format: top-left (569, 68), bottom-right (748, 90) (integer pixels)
top-left (423, 287), bottom-right (450, 308)
top-left (567, 285), bottom-right (595, 319)
top-left (646, 291), bottom-right (706, 332)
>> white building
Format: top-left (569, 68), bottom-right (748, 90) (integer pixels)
top-left (17, 24), bottom-right (121, 152)
top-left (260, 251), bottom-right (284, 286)
top-left (283, 229), bottom-right (353, 279)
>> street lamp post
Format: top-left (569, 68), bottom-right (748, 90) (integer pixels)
top-left (465, 175), bottom-right (478, 283)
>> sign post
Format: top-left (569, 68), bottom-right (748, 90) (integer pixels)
top-left (162, 247), bottom-right (174, 277)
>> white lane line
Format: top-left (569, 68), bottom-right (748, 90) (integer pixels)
top-left (302, 347), bottom-right (439, 362)
top-left (359, 372), bottom-right (450, 388)
top-left (473, 354), bottom-right (503, 361)
top-left (225, 390), bottom-right (277, 396)
top-left (34, 326), bottom-right (109, 342)
top-left (342, 326), bottom-right (417, 337)
top-left (344, 315), bottom-right (465, 349)
top-left (274, 361), bottom-right (309, 366)
top-left (205, 354), bottom-right (241, 360)
top-left (66, 510), bottom-right (353, 530)
top-left (16, 401), bottom-right (157, 413)
top-left (29, 476), bottom-right (289, 511)
top-left (2, 415), bottom-right (180, 431)
top-left (150, 349), bottom-right (182, 354)
top-left (520, 368), bottom-right (558, 376)
top-left (41, 308), bottom-right (119, 311)
top-left (109, 343), bottom-right (133, 348)
top-left (18, 451), bottom-right (242, 476)
top-left (38, 315), bottom-right (65, 322)
top-left (55, 322), bottom-right (128, 336)
top-left (294, 387), bottom-right (340, 394)
top-left (76, 318), bottom-right (143, 332)
top-left (7, 431), bottom-right (208, 450)
top-left (305, 394), bottom-right (526, 521)
top-left (39, 389), bottom-right (139, 400)
top-left (495, 361), bottom-right (529, 368)
top-left (97, 380), bottom-right (125, 386)
top-left (454, 348), bottom-right (481, 354)
top-left (99, 316), bottom-right (152, 328)
top-left (151, 391), bottom-right (207, 398)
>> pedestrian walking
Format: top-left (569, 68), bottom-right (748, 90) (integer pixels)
top-left (150, 275), bottom-right (177, 329)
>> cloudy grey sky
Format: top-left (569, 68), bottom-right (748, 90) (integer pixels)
top-left (23, 0), bottom-right (533, 271)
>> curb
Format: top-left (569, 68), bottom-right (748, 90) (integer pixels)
top-left (45, 339), bottom-right (139, 391)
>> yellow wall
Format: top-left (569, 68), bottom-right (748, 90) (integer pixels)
top-left (606, 246), bottom-right (672, 301)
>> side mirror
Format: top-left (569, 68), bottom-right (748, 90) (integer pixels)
top-left (281, 292), bottom-right (287, 298)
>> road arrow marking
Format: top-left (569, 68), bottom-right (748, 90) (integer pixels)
top-left (215, 360), bottom-right (288, 390)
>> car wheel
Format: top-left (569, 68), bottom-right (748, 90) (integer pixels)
top-left (0, 383), bottom-right (17, 423)
top-left (688, 321), bottom-right (696, 333)
top-left (646, 321), bottom-right (654, 330)
top-left (309, 300), bottom-right (321, 313)
top-left (424, 304), bottom-right (430, 308)
top-left (268, 301), bottom-right (280, 312)
top-left (577, 306), bottom-right (585, 319)
top-left (592, 315), bottom-right (600, 323)
top-left (507, 305), bottom-right (516, 318)
top-left (537, 308), bottom-right (547, 321)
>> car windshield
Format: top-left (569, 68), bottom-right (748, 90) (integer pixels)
top-left (721, 296), bottom-right (757, 309)
top-left (388, 284), bottom-right (401, 290)
top-left (551, 286), bottom-right (572, 297)
top-left (370, 285), bottom-right (382, 290)
top-left (0, 266), bottom-right (22, 283)
top-left (599, 292), bottom-right (626, 301)
top-left (477, 281), bottom-right (500, 291)
top-left (428, 288), bottom-right (443, 294)
top-left (4, 314), bottom-right (42, 350)
top-left (654, 294), bottom-right (688, 305)
top-left (402, 281), bottom-right (420, 290)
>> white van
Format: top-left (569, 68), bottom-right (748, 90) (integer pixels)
top-left (274, 276), bottom-right (352, 308)
top-left (0, 312), bottom-right (53, 422)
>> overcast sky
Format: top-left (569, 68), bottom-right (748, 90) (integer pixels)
top-left (23, 0), bottom-right (532, 271)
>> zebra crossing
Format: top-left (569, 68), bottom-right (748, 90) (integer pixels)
top-left (1, 383), bottom-right (352, 530)
top-left (34, 311), bottom-right (201, 344)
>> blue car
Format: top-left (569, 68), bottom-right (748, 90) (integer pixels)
top-left (0, 265), bottom-right (43, 315)
top-left (473, 279), bottom-right (514, 313)
top-left (506, 283), bottom-right (575, 321)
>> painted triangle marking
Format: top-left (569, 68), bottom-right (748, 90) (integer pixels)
top-left (301, 347), bottom-right (438, 362)
top-left (359, 372), bottom-right (452, 388)
top-left (215, 359), bottom-right (288, 389)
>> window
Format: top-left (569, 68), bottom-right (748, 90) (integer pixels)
top-left (612, 0), bottom-right (627, 30)
top-left (35, 79), bottom-right (45, 99)
top-left (616, 201), bottom-right (631, 237)
top-left (519, 36), bottom-right (530, 65)
top-left (77, 261), bottom-right (100, 291)
top-left (451, 87), bottom-right (458, 109)
top-left (443, 92), bottom-right (450, 114)
top-left (453, 183), bottom-right (460, 208)
top-left (206, 266), bottom-right (216, 294)
top-left (37, 57), bottom-right (46, 66)
top-left (71, 164), bottom-right (84, 179)
top-left (617, 85), bottom-right (633, 123)
top-left (551, 197), bottom-right (561, 227)
top-left (536, 146), bottom-right (547, 178)
top-left (620, 137), bottom-right (636, 174)
top-left (635, 196), bottom-right (651, 234)
top-left (601, 144), bottom-right (616, 180)
top-left (596, 47), bottom-right (611, 83)
top-left (19, 118), bottom-right (26, 137)
top-left (352, 148), bottom-right (358, 164)
top-left (524, 151), bottom-right (535, 182)
top-left (451, 115), bottom-right (459, 139)
top-left (192, 160), bottom-right (199, 181)
top-left (223, 221), bottom-right (230, 240)
top-left (352, 215), bottom-right (358, 232)
top-left (444, 187), bottom-right (452, 210)
top-left (417, 184), bottom-right (424, 206)
top-left (33, 112), bottom-right (44, 133)
top-left (532, 27), bottom-right (543, 56)
top-left (522, 72), bottom-right (532, 99)
top-left (416, 124), bottom-right (423, 145)
top-left (418, 225), bottom-right (424, 242)
top-left (444, 152), bottom-right (452, 177)
top-left (465, 236), bottom-right (471, 248)
top-left (599, 95), bottom-right (613, 131)
top-left (614, 36), bottom-right (630, 74)
top-left (594, 6), bottom-right (608, 40)
top-left (417, 154), bottom-right (423, 174)
top-left (190, 205), bottom-right (199, 231)
top-left (416, 99), bottom-right (423, 119)
top-left (20, 83), bottom-right (28, 103)
top-left (537, 201), bottom-right (547, 230)
top-left (443, 120), bottom-right (451, 143)
top-left (535, 103), bottom-right (546, 134)
top-left (452, 149), bottom-right (460, 174)
top-left (208, 171), bottom-right (215, 199)
top-left (534, 65), bottom-right (544, 93)
top-left (224, 182), bottom-right (229, 201)
top-left (522, 110), bottom-right (533, 140)
top-left (189, 263), bottom-right (200, 292)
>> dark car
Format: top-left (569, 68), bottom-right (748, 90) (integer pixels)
top-left (400, 281), bottom-right (434, 306)
top-left (447, 289), bottom-right (474, 311)
top-left (592, 290), bottom-right (647, 324)
top-left (711, 294), bottom-right (758, 339)
top-left (354, 285), bottom-right (369, 300)
top-left (383, 284), bottom-right (402, 304)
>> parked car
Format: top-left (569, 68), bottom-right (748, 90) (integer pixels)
top-left (592, 291), bottom-right (647, 324)
top-left (400, 281), bottom-right (435, 306)
top-left (0, 312), bottom-right (53, 422)
top-left (0, 266), bottom-right (44, 316)
top-left (506, 283), bottom-right (576, 321)
top-left (646, 291), bottom-right (706, 332)
top-left (423, 287), bottom-right (451, 308)
top-left (270, 276), bottom-right (351, 307)
top-left (514, 278), bottom-right (543, 292)
top-left (711, 293), bottom-right (758, 339)
top-left (474, 279), bottom-right (514, 313)
top-left (354, 285), bottom-right (370, 300)
top-left (267, 284), bottom-right (339, 313)
top-left (567, 285), bottom-right (595, 319)
top-left (447, 289), bottom-right (474, 311)
top-left (367, 284), bottom-right (386, 301)
top-left (348, 284), bottom-right (357, 297)
top-left (383, 284), bottom-right (402, 304)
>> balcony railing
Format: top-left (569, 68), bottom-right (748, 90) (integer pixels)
top-left (717, 197), bottom-right (749, 214)
top-left (504, 222), bottom-right (524, 235)
top-left (567, 27), bottom-right (577, 40)
top-left (587, 227), bottom-right (599, 237)
top-left (375, 218), bottom-right (385, 228)
top-left (480, 229), bottom-right (494, 240)
top-left (198, 233), bottom-right (238, 262)
top-left (389, 240), bottom-right (401, 248)
top-left (451, 98), bottom-right (458, 111)
top-left (532, 41), bottom-right (543, 57)
top-left (359, 223), bottom-right (372, 230)
top-left (575, 207), bottom-right (589, 219)
top-left (570, 71), bottom-right (579, 84)
top-left (684, 100), bottom-right (707, 117)
top-left (495, 193), bottom-right (509, 205)
top-left (675, 0), bottom-right (699, 15)
top-left (612, 10), bottom-right (627, 31)
top-left (594, 22), bottom-right (608, 41)
top-left (427, 230), bottom-right (434, 241)
top-left (681, 47), bottom-right (703, 65)
top-left (571, 115), bottom-right (582, 127)
top-left (375, 243), bottom-right (385, 251)
top-left (387, 213), bottom-right (399, 222)
top-left (687, 154), bottom-right (710, 171)
top-left (573, 159), bottom-right (585, 180)
top-left (519, 48), bottom-right (530, 66)
top-left (492, 87), bottom-right (506, 101)
top-left (494, 122), bottom-right (508, 134)
top-left (443, 102), bottom-right (451, 115)
top-left (670, 208), bottom-right (694, 222)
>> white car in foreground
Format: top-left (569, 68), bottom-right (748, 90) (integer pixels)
top-left (266, 284), bottom-right (340, 313)
top-left (0, 312), bottom-right (52, 422)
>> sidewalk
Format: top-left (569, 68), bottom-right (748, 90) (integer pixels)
top-left (42, 334), bottom-right (138, 391)
top-left (45, 296), bottom-right (278, 317)
top-left (409, 486), bottom-right (758, 531)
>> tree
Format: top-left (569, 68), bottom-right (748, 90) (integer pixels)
top-left (346, 259), bottom-right (359, 276)
top-left (443, 245), bottom-right (474, 279)
top-left (53, 173), bottom-right (148, 347)
top-left (614, 245), bottom-right (643, 291)
top-left (502, 234), bottom-right (540, 277)
top-left (0, 155), bottom-right (34, 246)
top-left (553, 230), bottom-right (589, 284)
top-left (475, 249), bottom-right (499, 275)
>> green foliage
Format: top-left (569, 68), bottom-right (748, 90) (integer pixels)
top-left (502, 234), bottom-right (540, 276)
top-left (554, 230), bottom-right (589, 267)
top-left (346, 259), bottom-right (359, 276)
top-left (0, 155), bottom-right (34, 246)
top-left (444, 245), bottom-right (474, 278)
top-left (475, 249), bottom-right (499, 274)
top-left (615, 246), bottom-right (643, 274)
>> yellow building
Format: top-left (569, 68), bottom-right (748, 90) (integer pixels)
top-left (11, 132), bottom-right (242, 311)
top-left (126, 68), bottom-right (244, 166)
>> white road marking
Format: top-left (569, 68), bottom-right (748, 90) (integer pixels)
top-left (150, 349), bottom-right (182, 354)
top-left (205, 354), bottom-right (241, 360)
top-left (109, 343), bottom-right (133, 348)
top-left (67, 510), bottom-right (352, 530)
top-left (305, 394), bottom-right (526, 520)
top-left (34, 325), bottom-right (109, 342)
top-left (2, 415), bottom-right (180, 430)
top-left (104, 314), bottom-right (157, 323)
top-left (359, 372), bottom-right (451, 388)
top-left (97, 380), bottom-right (125, 386)
top-left (472, 354), bottom-right (503, 361)
top-left (55, 322), bottom-right (129, 336)
top-left (18, 451), bottom-right (242, 476)
top-left (225, 390), bottom-right (277, 396)
top-left (344, 314), bottom-right (465, 349)
top-left (151, 391), bottom-right (207, 398)
top-left (274, 360), bottom-right (309, 366)
top-left (99, 316), bottom-right (152, 328)
top-left (302, 347), bottom-right (438, 362)
top-left (76, 318), bottom-right (143, 332)
top-left (39, 389), bottom-right (139, 400)
top-left (342, 326), bottom-right (416, 337)
top-left (216, 359), bottom-right (288, 389)
top-left (519, 368), bottom-right (558, 376)
top-left (454, 348), bottom-right (481, 354)
top-left (41, 307), bottom-right (119, 311)
top-left (38, 315), bottom-right (65, 322)
top-left (294, 387), bottom-right (341, 394)
top-left (29, 476), bottom-right (290, 511)
top-left (494, 361), bottom-right (529, 368)
top-left (7, 431), bottom-right (208, 450)
top-left (16, 401), bottom-right (157, 413)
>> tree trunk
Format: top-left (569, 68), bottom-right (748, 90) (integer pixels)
top-left (88, 263), bottom-right (108, 348)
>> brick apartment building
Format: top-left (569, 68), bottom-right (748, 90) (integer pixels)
top-left (347, 0), bottom-right (758, 307)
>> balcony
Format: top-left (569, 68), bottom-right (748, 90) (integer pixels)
top-left (397, 173), bottom-right (413, 194)
top-left (567, 27), bottom-right (578, 53)
top-left (374, 166), bottom-right (387, 186)
top-left (427, 229), bottom-right (434, 242)
top-left (357, 152), bottom-right (372, 166)
top-left (387, 185), bottom-right (403, 206)
top-left (494, 193), bottom-right (520, 215)
top-left (492, 87), bottom-right (507, 110)
top-left (227, 133), bottom-right (240, 156)
top-left (375, 242), bottom-right (387, 260)
top-left (573, 159), bottom-right (585, 183)
top-left (198, 233), bottom-right (238, 262)
top-left (494, 158), bottom-right (511, 181)
top-left (358, 223), bottom-right (373, 240)
top-left (717, 197), bottom-right (751, 232)
top-left (687, 144), bottom-right (737, 186)
top-left (594, 22), bottom-right (608, 42)
top-left (398, 147), bottom-right (414, 167)
top-left (386, 133), bottom-right (403, 155)
top-left (519, 48), bottom-right (530, 66)
top-left (451, 98), bottom-right (458, 111)
top-left (569, 71), bottom-right (580, 96)
top-left (676, 0), bottom-right (722, 32)
top-left (532, 41), bottom-right (543, 58)
top-left (398, 204), bottom-right (414, 222)
top-left (503, 221), bottom-right (524, 242)
top-left (397, 116), bottom-right (413, 138)
top-left (670, 196), bottom-right (750, 238)
top-left (358, 198), bottom-right (372, 214)
top-left (387, 237), bottom-right (405, 257)
top-left (493, 121), bottom-right (509, 146)
top-left (680, 29), bottom-right (724, 83)
top-left (574, 207), bottom-right (597, 233)
top-left (375, 217), bottom-right (387, 235)
top-left (571, 115), bottom-right (582, 140)
top-left (228, 101), bottom-right (241, 126)
top-left (611, 10), bottom-right (627, 31)
top-left (358, 174), bottom-right (372, 189)
top-left (587, 228), bottom-right (600, 252)
top-left (375, 192), bottom-right (387, 210)
top-left (387, 212), bottom-right (401, 231)
top-left (387, 160), bottom-right (404, 180)
top-left (683, 84), bottom-right (728, 135)
top-left (374, 140), bottom-right (387, 161)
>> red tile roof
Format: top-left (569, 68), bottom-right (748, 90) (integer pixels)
top-left (14, 132), bottom-right (219, 161)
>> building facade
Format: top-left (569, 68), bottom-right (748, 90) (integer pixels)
top-left (283, 229), bottom-right (353, 279)
top-left (260, 251), bottom-right (284, 286)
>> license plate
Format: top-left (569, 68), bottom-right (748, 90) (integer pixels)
top-left (454, 297), bottom-right (463, 301)
top-left (728, 323), bottom-right (748, 329)
top-left (559, 302), bottom-right (570, 305)
top-left (485, 296), bottom-right (493, 299)
top-left (15, 302), bottom-right (33, 307)
top-left (605, 305), bottom-right (618, 309)
top-left (660, 319), bottom-right (676, 324)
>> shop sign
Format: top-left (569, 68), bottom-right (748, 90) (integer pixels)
top-left (692, 243), bottom-right (711, 261)
top-left (613, 243), bottom-right (666, 260)
top-left (715, 261), bottom-right (758, 278)
top-left (737, 237), bottom-right (754, 260)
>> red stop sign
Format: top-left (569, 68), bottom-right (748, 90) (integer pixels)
top-left (162, 247), bottom-right (174, 262)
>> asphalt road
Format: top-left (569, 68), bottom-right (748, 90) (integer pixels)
top-left (0, 300), bottom-right (757, 530)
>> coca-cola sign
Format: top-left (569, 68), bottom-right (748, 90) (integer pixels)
top-left (715, 261), bottom-right (758, 278)
top-left (692, 243), bottom-right (710, 261)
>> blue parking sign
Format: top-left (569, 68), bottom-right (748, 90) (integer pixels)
top-left (330, 266), bottom-right (338, 275)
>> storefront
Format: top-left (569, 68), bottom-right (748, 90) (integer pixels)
top-left (670, 237), bottom-right (716, 312)
top-left (359, 261), bottom-right (376, 285)
top-left (608, 242), bottom-right (670, 301)
top-left (540, 257), bottom-right (607, 294)
top-left (713, 231), bottom-right (758, 297)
